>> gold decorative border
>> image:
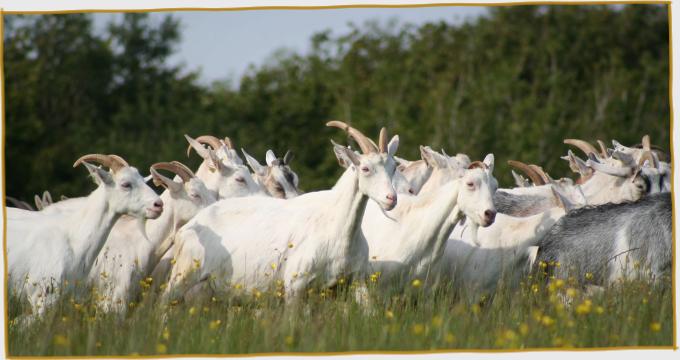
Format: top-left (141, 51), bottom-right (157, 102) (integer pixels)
top-left (0, 1), bottom-right (675, 358)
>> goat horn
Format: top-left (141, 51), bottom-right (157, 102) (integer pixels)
top-left (596, 140), bottom-right (608, 158)
top-left (187, 135), bottom-right (223, 157)
top-left (326, 120), bottom-right (378, 154)
top-left (467, 161), bottom-right (488, 170)
top-left (564, 139), bottom-right (599, 156)
top-left (508, 160), bottom-right (545, 186)
top-left (283, 150), bottom-right (294, 165)
top-left (641, 134), bottom-right (651, 151)
top-left (73, 154), bottom-right (128, 172)
top-left (529, 164), bottom-right (551, 183)
top-left (151, 161), bottom-right (195, 183)
top-left (638, 150), bottom-right (658, 169)
top-left (223, 137), bottom-right (234, 150)
top-left (378, 127), bottom-right (388, 153)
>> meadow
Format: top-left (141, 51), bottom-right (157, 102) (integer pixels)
top-left (7, 271), bottom-right (673, 356)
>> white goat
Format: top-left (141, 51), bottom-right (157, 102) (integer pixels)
top-left (242, 149), bottom-right (301, 198)
top-left (185, 135), bottom-right (264, 199)
top-left (7, 155), bottom-right (162, 316)
top-left (435, 186), bottom-right (576, 297)
top-left (364, 146), bottom-right (497, 287)
top-left (88, 161), bottom-right (216, 312)
top-left (161, 121), bottom-right (399, 303)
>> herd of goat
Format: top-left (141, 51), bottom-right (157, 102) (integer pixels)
top-left (5, 121), bottom-right (673, 322)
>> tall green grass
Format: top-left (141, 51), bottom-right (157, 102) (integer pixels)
top-left (7, 271), bottom-right (673, 356)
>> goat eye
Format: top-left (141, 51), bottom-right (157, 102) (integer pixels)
top-left (121, 182), bottom-right (132, 189)
top-left (466, 182), bottom-right (475, 189)
top-left (235, 177), bottom-right (245, 183)
top-left (361, 166), bottom-right (370, 173)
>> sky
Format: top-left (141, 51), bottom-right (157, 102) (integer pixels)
top-left (93, 7), bottom-right (487, 85)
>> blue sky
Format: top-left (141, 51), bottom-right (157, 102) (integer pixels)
top-left (94, 7), bottom-right (487, 84)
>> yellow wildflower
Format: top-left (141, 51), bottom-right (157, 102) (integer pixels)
top-left (565, 288), bottom-right (578, 298)
top-left (285, 336), bottom-right (295, 346)
top-left (650, 322), bottom-right (662, 332)
top-left (271, 262), bottom-right (277, 270)
top-left (432, 315), bottom-right (443, 327)
top-left (411, 279), bottom-right (422, 288)
top-left (53, 335), bottom-right (69, 346)
top-left (575, 300), bottom-right (592, 315)
top-left (595, 306), bottom-right (605, 315)
top-left (504, 329), bottom-right (517, 341)
top-left (585, 272), bottom-right (594, 280)
top-left (209, 320), bottom-right (222, 330)
top-left (162, 328), bottom-right (170, 341)
top-left (445, 332), bottom-right (456, 343)
top-left (155, 343), bottom-right (167, 354)
top-left (519, 323), bottom-right (529, 335)
top-left (541, 316), bottom-right (555, 327)
top-left (412, 323), bottom-right (425, 335)
top-left (189, 306), bottom-right (197, 315)
top-left (385, 310), bottom-right (394, 319)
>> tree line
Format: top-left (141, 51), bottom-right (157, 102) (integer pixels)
top-left (3, 5), bottom-right (669, 200)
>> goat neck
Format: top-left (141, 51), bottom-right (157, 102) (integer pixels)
top-left (65, 186), bottom-right (121, 278)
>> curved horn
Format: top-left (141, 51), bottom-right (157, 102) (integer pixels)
top-left (638, 151), bottom-right (658, 169)
top-left (641, 134), bottom-right (651, 151)
top-left (283, 150), bottom-right (294, 165)
top-left (529, 164), bottom-right (551, 183)
top-left (507, 160), bottom-right (545, 186)
top-left (596, 140), bottom-right (608, 158)
top-left (187, 135), bottom-right (223, 157)
top-left (151, 161), bottom-right (195, 183)
top-left (73, 154), bottom-right (128, 172)
top-left (223, 137), bottom-right (234, 150)
top-left (326, 120), bottom-right (378, 154)
top-left (378, 127), bottom-right (388, 153)
top-left (564, 139), bottom-right (599, 156)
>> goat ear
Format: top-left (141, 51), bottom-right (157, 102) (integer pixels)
top-left (206, 149), bottom-right (223, 172)
top-left (265, 150), bottom-right (277, 167)
top-left (483, 154), bottom-right (495, 173)
top-left (151, 168), bottom-right (183, 193)
top-left (242, 148), bottom-right (267, 176)
top-left (550, 185), bottom-right (575, 211)
top-left (83, 162), bottom-right (113, 186)
top-left (420, 146), bottom-right (447, 169)
top-left (332, 141), bottom-right (360, 167)
top-left (511, 170), bottom-right (527, 187)
top-left (564, 150), bottom-right (590, 176)
top-left (34, 195), bottom-right (44, 210)
top-left (386, 135), bottom-right (399, 157)
top-left (185, 135), bottom-right (211, 160)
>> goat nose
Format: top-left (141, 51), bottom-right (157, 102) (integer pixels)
top-left (154, 199), bottom-right (164, 209)
top-left (386, 193), bottom-right (396, 202)
top-left (484, 209), bottom-right (496, 222)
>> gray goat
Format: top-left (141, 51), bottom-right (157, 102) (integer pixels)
top-left (535, 192), bottom-right (671, 285)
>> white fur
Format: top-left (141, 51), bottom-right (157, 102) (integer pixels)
top-left (7, 164), bottom-right (161, 316)
top-left (162, 140), bottom-right (399, 302)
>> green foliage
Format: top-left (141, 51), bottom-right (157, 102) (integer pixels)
top-left (7, 275), bottom-right (673, 354)
top-left (3, 5), bottom-right (670, 199)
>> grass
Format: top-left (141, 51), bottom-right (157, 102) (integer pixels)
top-left (7, 271), bottom-right (674, 356)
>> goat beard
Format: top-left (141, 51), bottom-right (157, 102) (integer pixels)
top-left (137, 218), bottom-right (151, 243)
